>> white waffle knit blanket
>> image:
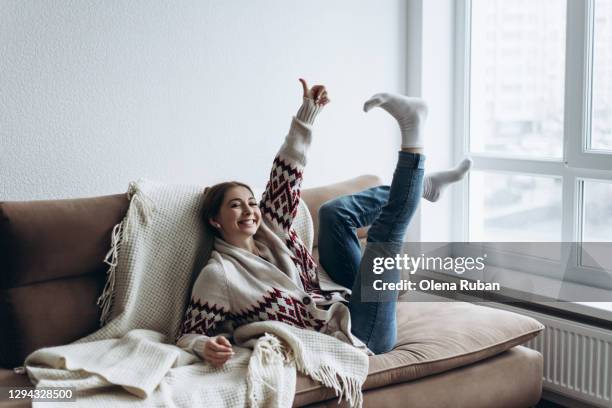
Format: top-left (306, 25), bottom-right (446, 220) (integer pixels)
top-left (23, 180), bottom-right (368, 408)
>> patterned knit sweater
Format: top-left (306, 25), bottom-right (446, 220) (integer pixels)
top-left (176, 98), bottom-right (372, 359)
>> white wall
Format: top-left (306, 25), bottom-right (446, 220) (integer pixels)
top-left (1, 0), bottom-right (408, 200)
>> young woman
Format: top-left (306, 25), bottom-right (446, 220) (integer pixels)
top-left (176, 79), bottom-right (471, 367)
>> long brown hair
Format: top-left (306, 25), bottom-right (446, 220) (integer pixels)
top-left (200, 181), bottom-right (255, 238)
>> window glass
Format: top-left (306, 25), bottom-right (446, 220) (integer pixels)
top-left (583, 180), bottom-right (612, 241)
top-left (581, 180), bottom-right (612, 270)
top-left (470, 0), bottom-right (566, 158)
top-left (469, 171), bottom-right (563, 241)
top-left (591, 0), bottom-right (612, 151)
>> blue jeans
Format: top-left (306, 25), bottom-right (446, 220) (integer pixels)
top-left (318, 152), bottom-right (425, 354)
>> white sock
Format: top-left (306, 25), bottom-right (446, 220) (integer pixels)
top-left (423, 158), bottom-right (473, 202)
top-left (363, 93), bottom-right (428, 148)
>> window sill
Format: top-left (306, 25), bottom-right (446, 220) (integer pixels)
top-left (415, 265), bottom-right (612, 324)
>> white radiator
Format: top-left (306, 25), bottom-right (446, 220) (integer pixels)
top-left (489, 303), bottom-right (612, 408)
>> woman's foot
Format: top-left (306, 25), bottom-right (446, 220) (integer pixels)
top-left (363, 93), bottom-right (428, 149)
top-left (422, 158), bottom-right (473, 202)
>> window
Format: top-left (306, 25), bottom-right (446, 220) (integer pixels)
top-left (591, 0), bottom-right (612, 151)
top-left (469, 0), bottom-right (566, 159)
top-left (454, 0), bottom-right (612, 289)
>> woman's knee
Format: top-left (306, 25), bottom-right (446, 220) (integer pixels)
top-left (368, 333), bottom-right (396, 355)
top-left (318, 198), bottom-right (348, 228)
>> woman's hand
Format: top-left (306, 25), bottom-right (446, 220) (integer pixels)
top-left (202, 336), bottom-right (234, 368)
top-left (299, 78), bottom-right (330, 107)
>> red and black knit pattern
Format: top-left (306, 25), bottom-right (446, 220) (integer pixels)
top-left (178, 288), bottom-right (326, 340)
top-left (230, 288), bottom-right (326, 332)
top-left (260, 154), bottom-right (325, 295)
top-left (176, 299), bottom-right (229, 341)
top-left (286, 229), bottom-right (321, 294)
top-left (260, 155), bottom-right (303, 231)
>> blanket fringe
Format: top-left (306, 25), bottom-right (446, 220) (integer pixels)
top-left (247, 333), bottom-right (290, 408)
top-left (96, 181), bottom-right (156, 326)
top-left (255, 333), bottom-right (290, 365)
top-left (248, 333), bottom-right (363, 408)
top-left (297, 362), bottom-right (363, 408)
top-left (96, 220), bottom-right (124, 326)
top-left (123, 181), bottom-right (155, 242)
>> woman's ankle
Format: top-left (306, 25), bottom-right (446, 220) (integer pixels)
top-left (401, 147), bottom-right (423, 154)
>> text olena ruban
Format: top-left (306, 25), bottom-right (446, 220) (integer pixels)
top-left (372, 254), bottom-right (487, 275)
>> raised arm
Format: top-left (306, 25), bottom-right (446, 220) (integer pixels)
top-left (260, 79), bottom-right (330, 233)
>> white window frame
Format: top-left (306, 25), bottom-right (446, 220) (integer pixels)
top-left (452, 0), bottom-right (612, 290)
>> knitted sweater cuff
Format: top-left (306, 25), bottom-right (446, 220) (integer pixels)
top-left (193, 337), bottom-right (208, 359)
top-left (281, 118), bottom-right (313, 167)
top-left (295, 97), bottom-right (323, 125)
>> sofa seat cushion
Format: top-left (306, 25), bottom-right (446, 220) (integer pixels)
top-left (303, 346), bottom-right (543, 408)
top-left (293, 301), bottom-right (544, 406)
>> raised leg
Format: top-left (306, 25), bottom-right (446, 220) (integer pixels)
top-left (348, 92), bottom-right (428, 355)
top-left (318, 186), bottom-right (390, 289)
top-left (348, 151), bottom-right (425, 354)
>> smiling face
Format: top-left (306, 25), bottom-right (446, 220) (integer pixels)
top-left (210, 186), bottom-right (262, 242)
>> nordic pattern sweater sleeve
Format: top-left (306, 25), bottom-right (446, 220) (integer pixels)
top-left (259, 98), bottom-right (326, 295)
top-left (175, 261), bottom-right (233, 358)
top-left (260, 97), bottom-right (321, 234)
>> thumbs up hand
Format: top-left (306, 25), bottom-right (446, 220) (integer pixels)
top-left (298, 78), bottom-right (330, 107)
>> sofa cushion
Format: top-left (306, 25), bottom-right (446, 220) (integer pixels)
top-left (0, 194), bottom-right (128, 288)
top-left (0, 274), bottom-right (104, 368)
top-left (293, 301), bottom-right (544, 406)
top-left (301, 346), bottom-right (543, 408)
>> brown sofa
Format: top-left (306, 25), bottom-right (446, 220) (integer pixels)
top-left (0, 175), bottom-right (544, 407)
